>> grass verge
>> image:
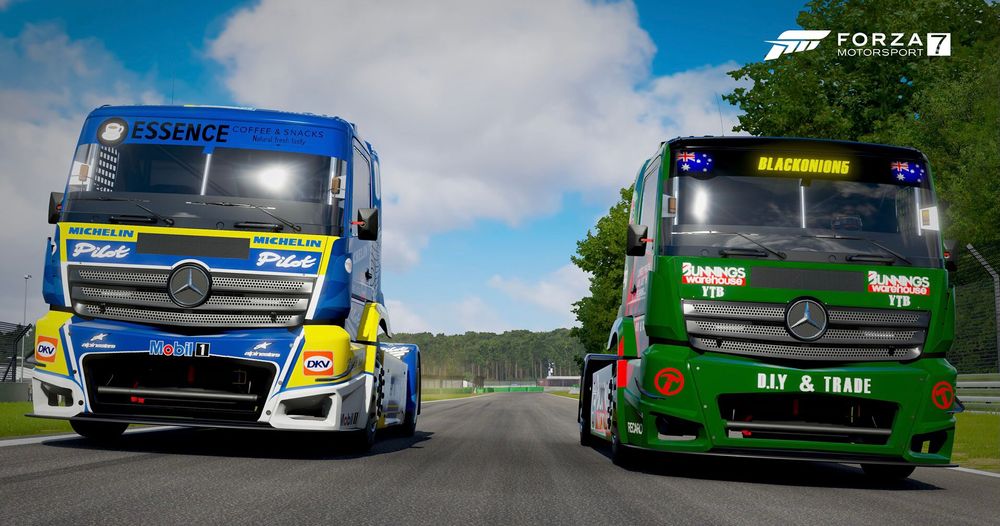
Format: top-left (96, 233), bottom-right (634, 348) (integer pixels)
top-left (547, 391), bottom-right (579, 399)
top-left (953, 412), bottom-right (1000, 473)
top-left (0, 402), bottom-right (72, 438)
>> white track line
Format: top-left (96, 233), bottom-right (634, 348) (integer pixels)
top-left (423, 393), bottom-right (494, 404)
top-left (0, 426), bottom-right (177, 448)
top-left (949, 467), bottom-right (1000, 479)
top-left (546, 392), bottom-right (579, 401)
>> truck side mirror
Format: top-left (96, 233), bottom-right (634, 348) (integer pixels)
top-left (626, 224), bottom-right (648, 256)
top-left (356, 208), bottom-right (379, 241)
top-left (943, 239), bottom-right (959, 272)
top-left (48, 192), bottom-right (64, 224)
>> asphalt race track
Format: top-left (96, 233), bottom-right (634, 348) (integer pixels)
top-left (2, 393), bottom-right (999, 525)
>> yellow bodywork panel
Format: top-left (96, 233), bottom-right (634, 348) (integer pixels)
top-left (285, 325), bottom-right (357, 389)
top-left (358, 303), bottom-right (383, 373)
top-left (33, 310), bottom-right (74, 377)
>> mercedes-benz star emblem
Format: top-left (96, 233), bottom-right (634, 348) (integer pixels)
top-left (785, 299), bottom-right (828, 341)
top-left (167, 264), bottom-right (211, 308)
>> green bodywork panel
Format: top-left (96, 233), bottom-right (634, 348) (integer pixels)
top-left (608, 254), bottom-right (957, 465)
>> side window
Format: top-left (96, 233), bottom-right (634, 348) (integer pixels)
top-left (351, 146), bottom-right (371, 236)
top-left (373, 157), bottom-right (381, 202)
top-left (639, 161), bottom-right (659, 238)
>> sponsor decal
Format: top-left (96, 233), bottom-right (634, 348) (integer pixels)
top-left (252, 236), bottom-right (322, 249)
top-left (36, 336), bottom-right (58, 363)
top-left (867, 271), bottom-right (930, 296)
top-left (931, 381), bottom-right (955, 410)
top-left (81, 332), bottom-right (115, 350)
top-left (381, 345), bottom-right (412, 358)
top-left (653, 368), bottom-right (684, 396)
top-left (681, 262), bottom-right (746, 286)
top-left (756, 372), bottom-right (872, 394)
top-left (303, 351), bottom-right (334, 376)
top-left (70, 242), bottom-right (130, 259)
top-left (245, 350), bottom-right (281, 359)
top-left (194, 342), bottom-right (211, 358)
top-left (627, 422), bottom-right (643, 435)
top-left (97, 118), bottom-right (129, 146)
top-left (66, 227), bottom-right (135, 239)
top-left (341, 411), bottom-right (360, 427)
top-left (245, 341), bottom-right (280, 358)
top-left (130, 121), bottom-right (230, 143)
top-left (256, 251), bottom-right (318, 269)
top-left (148, 340), bottom-right (208, 357)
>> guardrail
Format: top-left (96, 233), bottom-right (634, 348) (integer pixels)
top-left (1, 322), bottom-right (33, 382)
top-left (957, 373), bottom-right (1000, 412)
top-left (476, 386), bottom-right (544, 393)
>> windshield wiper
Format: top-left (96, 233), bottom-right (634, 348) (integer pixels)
top-left (732, 232), bottom-right (787, 260)
top-left (718, 247), bottom-right (768, 258)
top-left (70, 196), bottom-right (175, 226)
top-left (188, 201), bottom-right (301, 232)
top-left (814, 234), bottom-right (912, 266)
top-left (677, 230), bottom-right (787, 260)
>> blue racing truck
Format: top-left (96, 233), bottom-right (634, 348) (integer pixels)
top-left (30, 105), bottom-right (420, 451)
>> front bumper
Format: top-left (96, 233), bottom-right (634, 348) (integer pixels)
top-left (617, 343), bottom-right (957, 466)
top-left (30, 312), bottom-right (372, 432)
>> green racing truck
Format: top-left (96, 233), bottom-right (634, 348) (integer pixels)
top-left (579, 136), bottom-right (960, 479)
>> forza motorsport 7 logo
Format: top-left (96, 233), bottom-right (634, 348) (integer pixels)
top-left (764, 30), bottom-right (952, 60)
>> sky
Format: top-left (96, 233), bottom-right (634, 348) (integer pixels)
top-left (0, 0), bottom-right (805, 333)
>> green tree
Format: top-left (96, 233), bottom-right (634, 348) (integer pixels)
top-left (724, 0), bottom-right (1000, 243)
top-left (570, 186), bottom-right (632, 355)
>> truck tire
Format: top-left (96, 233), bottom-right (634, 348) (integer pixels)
top-left (579, 392), bottom-right (595, 447)
top-left (70, 420), bottom-right (128, 441)
top-left (609, 368), bottom-right (637, 467)
top-left (400, 363), bottom-right (419, 437)
top-left (861, 464), bottom-right (916, 481)
top-left (346, 359), bottom-right (384, 453)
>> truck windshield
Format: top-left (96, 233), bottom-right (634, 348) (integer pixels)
top-left (663, 149), bottom-right (943, 267)
top-left (61, 143), bottom-right (345, 234)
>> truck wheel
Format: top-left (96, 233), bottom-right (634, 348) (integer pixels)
top-left (346, 413), bottom-right (377, 453)
top-left (579, 391), bottom-right (595, 447)
top-left (609, 371), bottom-right (636, 467)
top-left (70, 420), bottom-right (128, 441)
top-left (400, 372), bottom-right (419, 437)
top-left (861, 464), bottom-right (916, 481)
top-left (346, 362), bottom-right (383, 453)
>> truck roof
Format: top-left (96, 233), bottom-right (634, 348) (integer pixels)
top-left (85, 104), bottom-right (379, 155)
top-left (665, 135), bottom-right (925, 159)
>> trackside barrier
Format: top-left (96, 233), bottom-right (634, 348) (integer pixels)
top-left (957, 373), bottom-right (1000, 412)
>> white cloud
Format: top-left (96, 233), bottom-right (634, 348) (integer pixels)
top-left (453, 296), bottom-right (508, 334)
top-left (385, 299), bottom-right (429, 334)
top-left (389, 296), bottom-right (510, 335)
top-left (0, 24), bottom-right (161, 324)
top-left (208, 0), bottom-right (744, 271)
top-left (488, 264), bottom-right (590, 327)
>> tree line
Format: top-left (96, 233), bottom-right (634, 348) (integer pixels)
top-left (390, 329), bottom-right (586, 381)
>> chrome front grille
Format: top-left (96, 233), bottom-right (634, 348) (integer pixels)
top-left (683, 300), bottom-right (928, 362)
top-left (69, 265), bottom-right (314, 328)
